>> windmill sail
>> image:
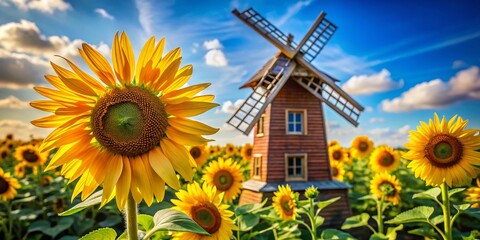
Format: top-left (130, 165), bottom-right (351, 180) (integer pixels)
top-left (227, 54), bottom-right (297, 135)
top-left (296, 13), bottom-right (337, 63)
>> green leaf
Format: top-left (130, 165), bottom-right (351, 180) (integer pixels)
top-left (314, 216), bottom-right (324, 228)
top-left (317, 197), bottom-right (340, 213)
top-left (448, 188), bottom-right (466, 197)
top-left (44, 217), bottom-right (75, 238)
top-left (73, 218), bottom-right (95, 235)
top-left (385, 206), bottom-right (434, 225)
top-left (99, 214), bottom-right (122, 227)
top-left (412, 188), bottom-right (441, 201)
top-left (341, 213), bottom-right (370, 230)
top-left (408, 227), bottom-right (438, 239)
top-left (59, 190), bottom-right (103, 216)
top-left (454, 204), bottom-right (471, 212)
top-left (147, 209), bottom-right (209, 236)
top-left (138, 214), bottom-right (154, 231)
top-left (28, 220), bottom-right (50, 234)
top-left (358, 195), bottom-right (376, 201)
top-left (79, 228), bottom-right (117, 240)
top-left (430, 215), bottom-right (444, 226)
top-left (238, 214), bottom-right (259, 231)
top-left (12, 195), bottom-right (37, 204)
top-left (384, 224), bottom-right (403, 240)
top-left (235, 198), bottom-right (267, 215)
top-left (320, 229), bottom-right (356, 240)
top-left (369, 233), bottom-right (389, 240)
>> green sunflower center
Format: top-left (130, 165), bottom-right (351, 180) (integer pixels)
top-left (191, 203), bottom-right (222, 234)
top-left (22, 150), bottom-right (39, 163)
top-left (91, 86), bottom-right (168, 157)
top-left (358, 142), bottom-right (369, 152)
top-left (379, 152), bottom-right (394, 166)
top-left (379, 182), bottom-right (395, 197)
top-left (213, 170), bottom-right (234, 191)
top-left (0, 177), bottom-right (9, 194)
top-left (190, 147), bottom-right (202, 159)
top-left (332, 150), bottom-right (342, 160)
top-left (425, 134), bottom-right (463, 168)
top-left (280, 196), bottom-right (294, 215)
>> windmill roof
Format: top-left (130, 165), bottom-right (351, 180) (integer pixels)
top-left (242, 179), bottom-right (351, 192)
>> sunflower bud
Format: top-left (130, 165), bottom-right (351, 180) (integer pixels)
top-left (304, 186), bottom-right (318, 199)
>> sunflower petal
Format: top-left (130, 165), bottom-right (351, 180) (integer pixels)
top-left (80, 44), bottom-right (116, 87)
top-left (166, 126), bottom-right (211, 146)
top-left (148, 147), bottom-right (180, 190)
top-left (116, 156), bottom-right (131, 210)
top-left (160, 138), bottom-right (194, 181)
top-left (166, 101), bottom-right (219, 117)
top-left (162, 83), bottom-right (211, 104)
top-left (168, 117), bottom-right (219, 135)
top-left (101, 155), bottom-right (123, 207)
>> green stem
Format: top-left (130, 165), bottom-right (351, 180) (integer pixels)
top-left (440, 182), bottom-right (452, 240)
top-left (125, 194), bottom-right (138, 240)
top-left (273, 228), bottom-right (278, 240)
top-left (36, 166), bottom-right (46, 219)
top-left (309, 198), bottom-right (317, 239)
top-left (237, 215), bottom-right (241, 240)
top-left (377, 195), bottom-right (384, 235)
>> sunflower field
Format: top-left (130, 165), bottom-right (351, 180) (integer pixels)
top-left (0, 32), bottom-right (480, 240)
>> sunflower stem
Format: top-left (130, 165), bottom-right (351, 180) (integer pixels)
top-left (440, 182), bottom-right (452, 240)
top-left (377, 195), bottom-right (384, 234)
top-left (309, 198), bottom-right (317, 239)
top-left (125, 194), bottom-right (138, 240)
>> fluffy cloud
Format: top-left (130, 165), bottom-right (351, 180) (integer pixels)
top-left (381, 66), bottom-right (480, 112)
top-left (0, 48), bottom-right (49, 88)
top-left (203, 39), bottom-right (228, 67)
top-left (7, 0), bottom-right (71, 14)
top-left (326, 123), bottom-right (410, 148)
top-left (217, 99), bottom-right (244, 114)
top-left (0, 95), bottom-right (29, 109)
top-left (369, 117), bottom-right (385, 123)
top-left (95, 8), bottom-right (115, 20)
top-left (452, 60), bottom-right (467, 69)
top-left (342, 69), bottom-right (404, 95)
top-left (0, 119), bottom-right (48, 140)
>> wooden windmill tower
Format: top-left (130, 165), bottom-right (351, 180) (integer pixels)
top-left (227, 8), bottom-right (364, 226)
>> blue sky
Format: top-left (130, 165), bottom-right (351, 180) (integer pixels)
top-left (0, 0), bottom-right (479, 147)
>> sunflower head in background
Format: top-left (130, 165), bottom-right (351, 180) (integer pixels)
top-left (30, 32), bottom-right (219, 209)
top-left (370, 172), bottom-right (401, 205)
top-left (350, 136), bottom-right (374, 159)
top-left (330, 160), bottom-right (345, 182)
top-left (0, 168), bottom-right (21, 201)
top-left (241, 143), bottom-right (253, 161)
top-left (224, 143), bottom-right (237, 157)
top-left (202, 157), bottom-right (244, 203)
top-left (328, 140), bottom-right (340, 148)
top-left (171, 182), bottom-right (236, 240)
top-left (188, 144), bottom-right (209, 169)
top-left (403, 113), bottom-right (480, 187)
top-left (369, 145), bottom-right (400, 173)
top-left (0, 146), bottom-right (9, 162)
top-left (14, 163), bottom-right (26, 178)
top-left (272, 184), bottom-right (299, 221)
top-left (329, 145), bottom-right (346, 163)
top-left (14, 144), bottom-right (47, 167)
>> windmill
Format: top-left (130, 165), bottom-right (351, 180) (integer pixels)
top-left (228, 8), bottom-right (364, 226)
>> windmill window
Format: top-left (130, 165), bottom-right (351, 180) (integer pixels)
top-left (256, 115), bottom-right (265, 137)
top-left (286, 110), bottom-right (306, 135)
top-left (285, 154), bottom-right (307, 181)
top-left (253, 154), bottom-right (262, 179)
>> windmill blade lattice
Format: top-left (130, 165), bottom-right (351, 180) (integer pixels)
top-left (227, 54), bottom-right (297, 135)
top-left (298, 15), bottom-right (337, 62)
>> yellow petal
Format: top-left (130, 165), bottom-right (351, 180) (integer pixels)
top-left (30, 100), bottom-right (63, 112)
top-left (31, 115), bottom-right (73, 128)
top-left (153, 57), bottom-right (182, 92)
top-left (50, 61), bottom-right (97, 96)
top-left (166, 101), bottom-right (219, 117)
top-left (162, 65), bottom-right (192, 93)
top-left (166, 126), bottom-right (211, 146)
top-left (160, 138), bottom-right (194, 181)
top-left (130, 156), bottom-right (153, 205)
top-left (162, 83), bottom-right (211, 104)
top-left (136, 36), bottom-right (156, 84)
top-left (101, 154), bottom-right (123, 207)
top-left (116, 156), bottom-right (131, 210)
top-left (168, 117), bottom-right (218, 135)
top-left (58, 56), bottom-right (105, 93)
top-left (80, 43), bottom-right (116, 87)
top-left (148, 147), bottom-right (180, 190)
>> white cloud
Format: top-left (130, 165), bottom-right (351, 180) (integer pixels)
top-left (452, 60), bottom-right (467, 69)
top-left (0, 48), bottom-right (50, 88)
top-left (275, 0), bottom-right (312, 26)
top-left (327, 123), bottom-right (411, 148)
top-left (217, 99), bottom-right (244, 114)
top-left (369, 117), bottom-right (385, 123)
top-left (381, 66), bottom-right (480, 112)
top-left (203, 39), bottom-right (222, 50)
top-left (95, 8), bottom-right (115, 20)
top-left (205, 49), bottom-right (228, 67)
top-left (0, 119), bottom-right (49, 140)
top-left (8, 0), bottom-right (71, 14)
top-left (342, 69), bottom-right (404, 95)
top-left (0, 95), bottom-right (29, 109)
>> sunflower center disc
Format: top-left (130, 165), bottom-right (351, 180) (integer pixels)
top-left (191, 203), bottom-right (222, 234)
top-left (380, 152), bottom-right (394, 166)
top-left (91, 86), bottom-right (168, 157)
top-left (213, 170), bottom-right (234, 191)
top-left (22, 150), bottom-right (39, 163)
top-left (246, 148), bottom-right (252, 156)
top-left (359, 142), bottom-right (369, 152)
top-left (379, 182), bottom-right (395, 197)
top-left (1, 151), bottom-right (7, 159)
top-left (332, 167), bottom-right (339, 177)
top-left (425, 134), bottom-right (463, 168)
top-left (280, 196), bottom-right (293, 215)
top-left (190, 147), bottom-right (202, 159)
top-left (0, 177), bottom-right (9, 194)
top-left (333, 151), bottom-right (342, 160)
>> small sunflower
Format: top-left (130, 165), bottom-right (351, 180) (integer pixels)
top-left (466, 179), bottom-right (480, 208)
top-left (330, 160), bottom-right (345, 182)
top-left (14, 163), bottom-right (26, 178)
top-left (369, 145), bottom-right (400, 173)
top-left (351, 136), bottom-right (374, 159)
top-left (31, 32), bottom-right (219, 209)
top-left (203, 158), bottom-right (244, 203)
top-left (53, 198), bottom-right (67, 213)
top-left (208, 145), bottom-right (219, 156)
top-left (14, 145), bottom-right (47, 167)
top-left (343, 148), bottom-right (352, 164)
top-left (370, 172), bottom-right (401, 205)
top-left (241, 143), bottom-right (253, 161)
top-left (329, 145), bottom-right (346, 162)
top-left (328, 140), bottom-right (340, 148)
top-left (41, 175), bottom-right (54, 187)
top-left (224, 143), bottom-right (236, 157)
top-left (0, 168), bottom-right (21, 201)
top-left (272, 184), bottom-right (299, 221)
top-left (0, 146), bottom-right (9, 162)
top-left (6, 133), bottom-right (13, 140)
top-left (171, 182), bottom-right (236, 240)
top-left (403, 113), bottom-right (480, 186)
top-left (188, 144), bottom-right (209, 168)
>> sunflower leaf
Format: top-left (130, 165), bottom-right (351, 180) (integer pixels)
top-left (59, 190), bottom-right (103, 216)
top-left (238, 214), bottom-right (260, 231)
top-left (412, 188), bottom-right (441, 201)
top-left (385, 206), bottom-right (434, 224)
top-left (430, 215), bottom-right (444, 226)
top-left (454, 204), bottom-right (471, 212)
top-left (317, 197), bottom-right (341, 213)
top-left (138, 214), bottom-right (154, 231)
top-left (79, 228), bottom-right (117, 240)
top-left (448, 188), bottom-right (466, 197)
top-left (148, 209), bottom-right (209, 236)
top-left (320, 228), bottom-right (356, 240)
top-left (235, 198), bottom-right (267, 215)
top-left (341, 213), bottom-right (370, 229)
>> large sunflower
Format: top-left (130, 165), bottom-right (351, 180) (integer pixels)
top-left (330, 160), bottom-right (345, 182)
top-left (14, 144), bottom-right (47, 167)
top-left (350, 136), bottom-right (374, 159)
top-left (188, 144), bottom-right (209, 168)
top-left (369, 145), bottom-right (400, 173)
top-left (272, 184), bottom-right (298, 221)
top-left (403, 113), bottom-right (480, 186)
top-left (329, 145), bottom-right (346, 163)
top-left (241, 143), bottom-right (253, 161)
top-left (202, 158), bottom-right (244, 203)
top-left (171, 182), bottom-right (236, 240)
top-left (0, 168), bottom-right (21, 201)
top-left (31, 32), bottom-right (219, 209)
top-left (370, 172), bottom-right (401, 205)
